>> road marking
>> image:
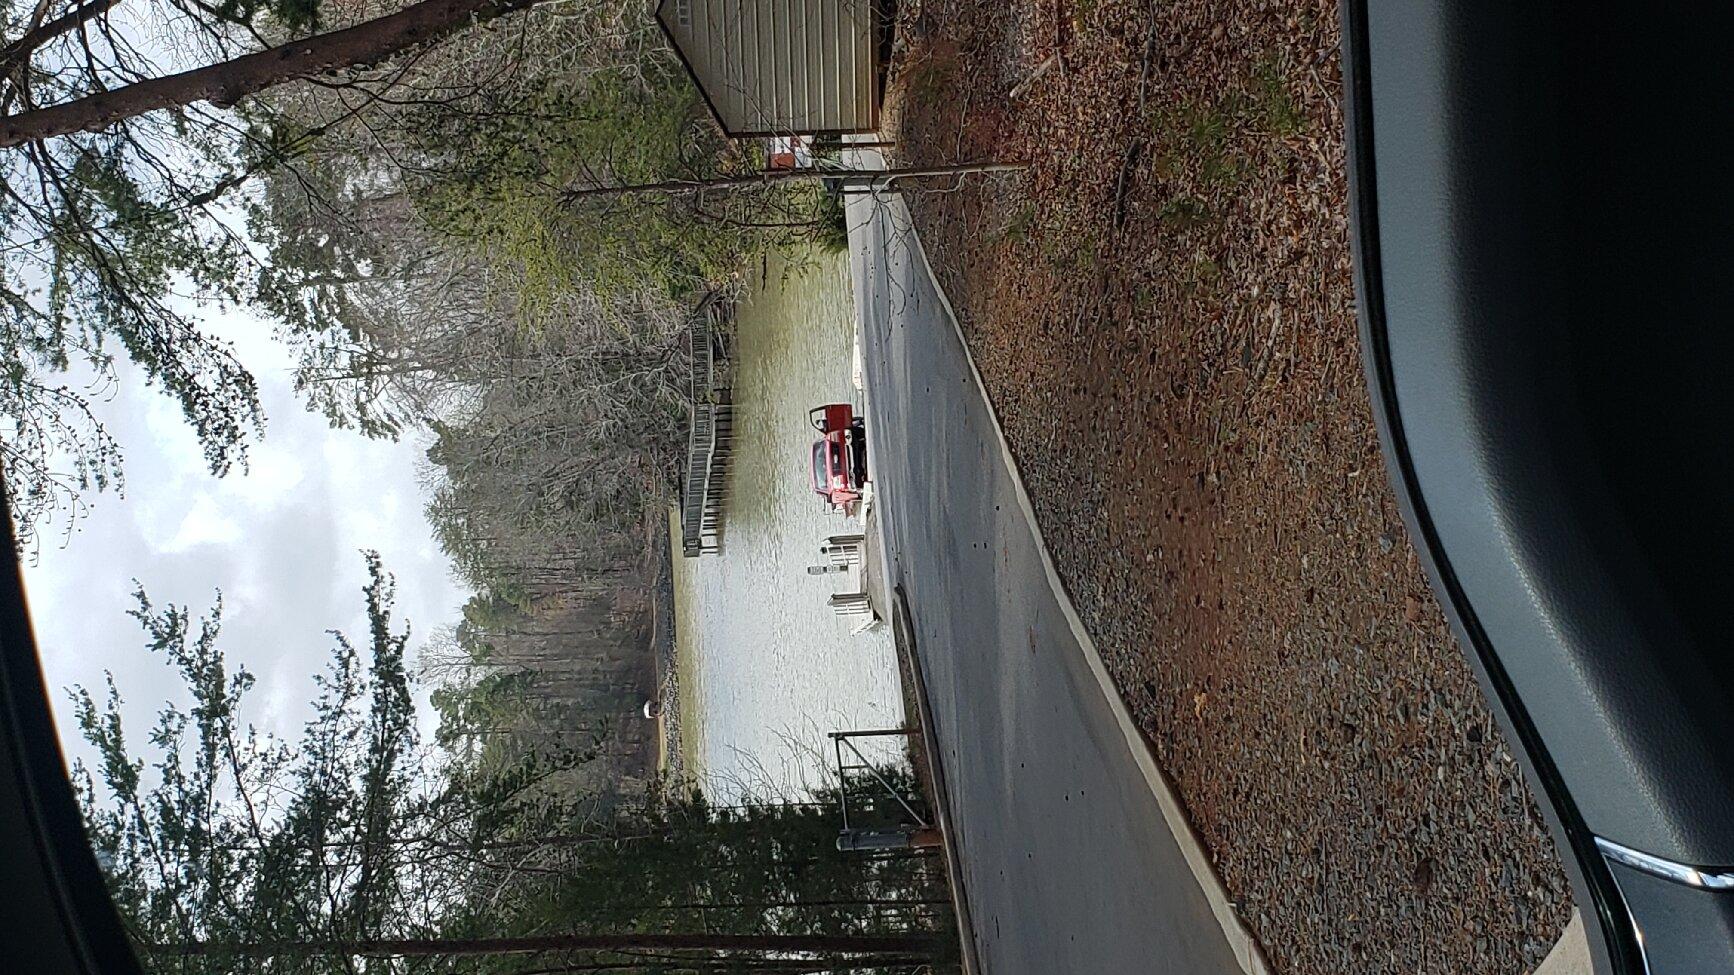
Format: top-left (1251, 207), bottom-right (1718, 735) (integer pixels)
top-left (898, 204), bottom-right (1274, 975)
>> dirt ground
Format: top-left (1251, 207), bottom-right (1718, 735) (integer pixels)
top-left (884, 1), bottom-right (1572, 972)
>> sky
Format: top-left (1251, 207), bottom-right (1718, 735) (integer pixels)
top-left (20, 298), bottom-right (471, 769)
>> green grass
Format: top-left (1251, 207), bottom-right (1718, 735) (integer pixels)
top-left (1186, 103), bottom-right (1229, 153)
top-left (1152, 98), bottom-right (1243, 190)
top-left (1000, 204), bottom-right (1036, 244)
top-left (1191, 253), bottom-right (1221, 282)
top-left (1146, 52), bottom-right (1307, 198)
top-left (1072, 238), bottom-right (1099, 272)
top-left (1156, 197), bottom-right (1211, 229)
top-left (1254, 55), bottom-right (1306, 137)
top-left (1038, 229), bottom-right (1100, 272)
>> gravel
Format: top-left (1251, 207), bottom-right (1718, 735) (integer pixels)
top-left (883, 1), bottom-right (1573, 972)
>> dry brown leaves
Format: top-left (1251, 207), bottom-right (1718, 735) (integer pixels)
top-left (884, 1), bottom-right (1573, 972)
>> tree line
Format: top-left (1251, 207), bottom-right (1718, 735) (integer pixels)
top-left (0, 0), bottom-right (932, 968)
top-left (74, 553), bottom-right (954, 973)
top-left (2, 0), bottom-right (838, 795)
top-left (0, 0), bottom-right (843, 551)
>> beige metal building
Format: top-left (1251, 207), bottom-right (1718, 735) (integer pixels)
top-left (654, 0), bottom-right (885, 137)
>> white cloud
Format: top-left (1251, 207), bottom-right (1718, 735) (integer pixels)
top-left (23, 301), bottom-right (470, 767)
top-left (159, 493), bottom-right (244, 553)
top-left (225, 444), bottom-right (308, 511)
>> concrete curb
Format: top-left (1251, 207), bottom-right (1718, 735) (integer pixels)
top-left (887, 584), bottom-right (985, 975)
top-left (1531, 912), bottom-right (1591, 975)
top-left (900, 210), bottom-right (1275, 975)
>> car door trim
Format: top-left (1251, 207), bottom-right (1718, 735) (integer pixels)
top-left (1596, 837), bottom-right (1734, 892)
top-left (1340, 2), bottom-right (1645, 971)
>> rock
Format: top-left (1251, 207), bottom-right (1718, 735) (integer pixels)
top-left (1411, 856), bottom-right (1436, 893)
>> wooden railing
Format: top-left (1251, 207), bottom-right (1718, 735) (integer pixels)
top-left (680, 297), bottom-right (733, 557)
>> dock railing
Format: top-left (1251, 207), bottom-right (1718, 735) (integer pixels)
top-left (680, 297), bottom-right (734, 557)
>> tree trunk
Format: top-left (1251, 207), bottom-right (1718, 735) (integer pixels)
top-left (153, 931), bottom-right (942, 959)
top-left (514, 960), bottom-right (916, 975)
top-left (0, 0), bottom-right (541, 147)
top-left (559, 163), bottom-right (1030, 201)
top-left (637, 896), bottom-right (952, 911)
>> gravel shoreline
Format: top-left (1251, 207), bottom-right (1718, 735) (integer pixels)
top-left (651, 515), bottom-right (686, 783)
top-left (887, 2), bottom-right (1572, 972)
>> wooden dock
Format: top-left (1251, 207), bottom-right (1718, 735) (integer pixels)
top-left (681, 297), bottom-right (734, 557)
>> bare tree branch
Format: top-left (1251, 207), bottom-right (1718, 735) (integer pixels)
top-left (0, 0), bottom-right (547, 147)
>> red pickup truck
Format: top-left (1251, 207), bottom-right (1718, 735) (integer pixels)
top-left (809, 403), bottom-right (867, 512)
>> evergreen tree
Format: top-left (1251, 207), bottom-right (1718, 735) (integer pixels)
top-left (72, 554), bottom-right (955, 973)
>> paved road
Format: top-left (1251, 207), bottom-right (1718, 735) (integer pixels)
top-left (846, 193), bottom-right (1243, 974)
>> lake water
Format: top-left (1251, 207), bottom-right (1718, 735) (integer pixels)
top-left (670, 247), bottom-right (905, 802)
